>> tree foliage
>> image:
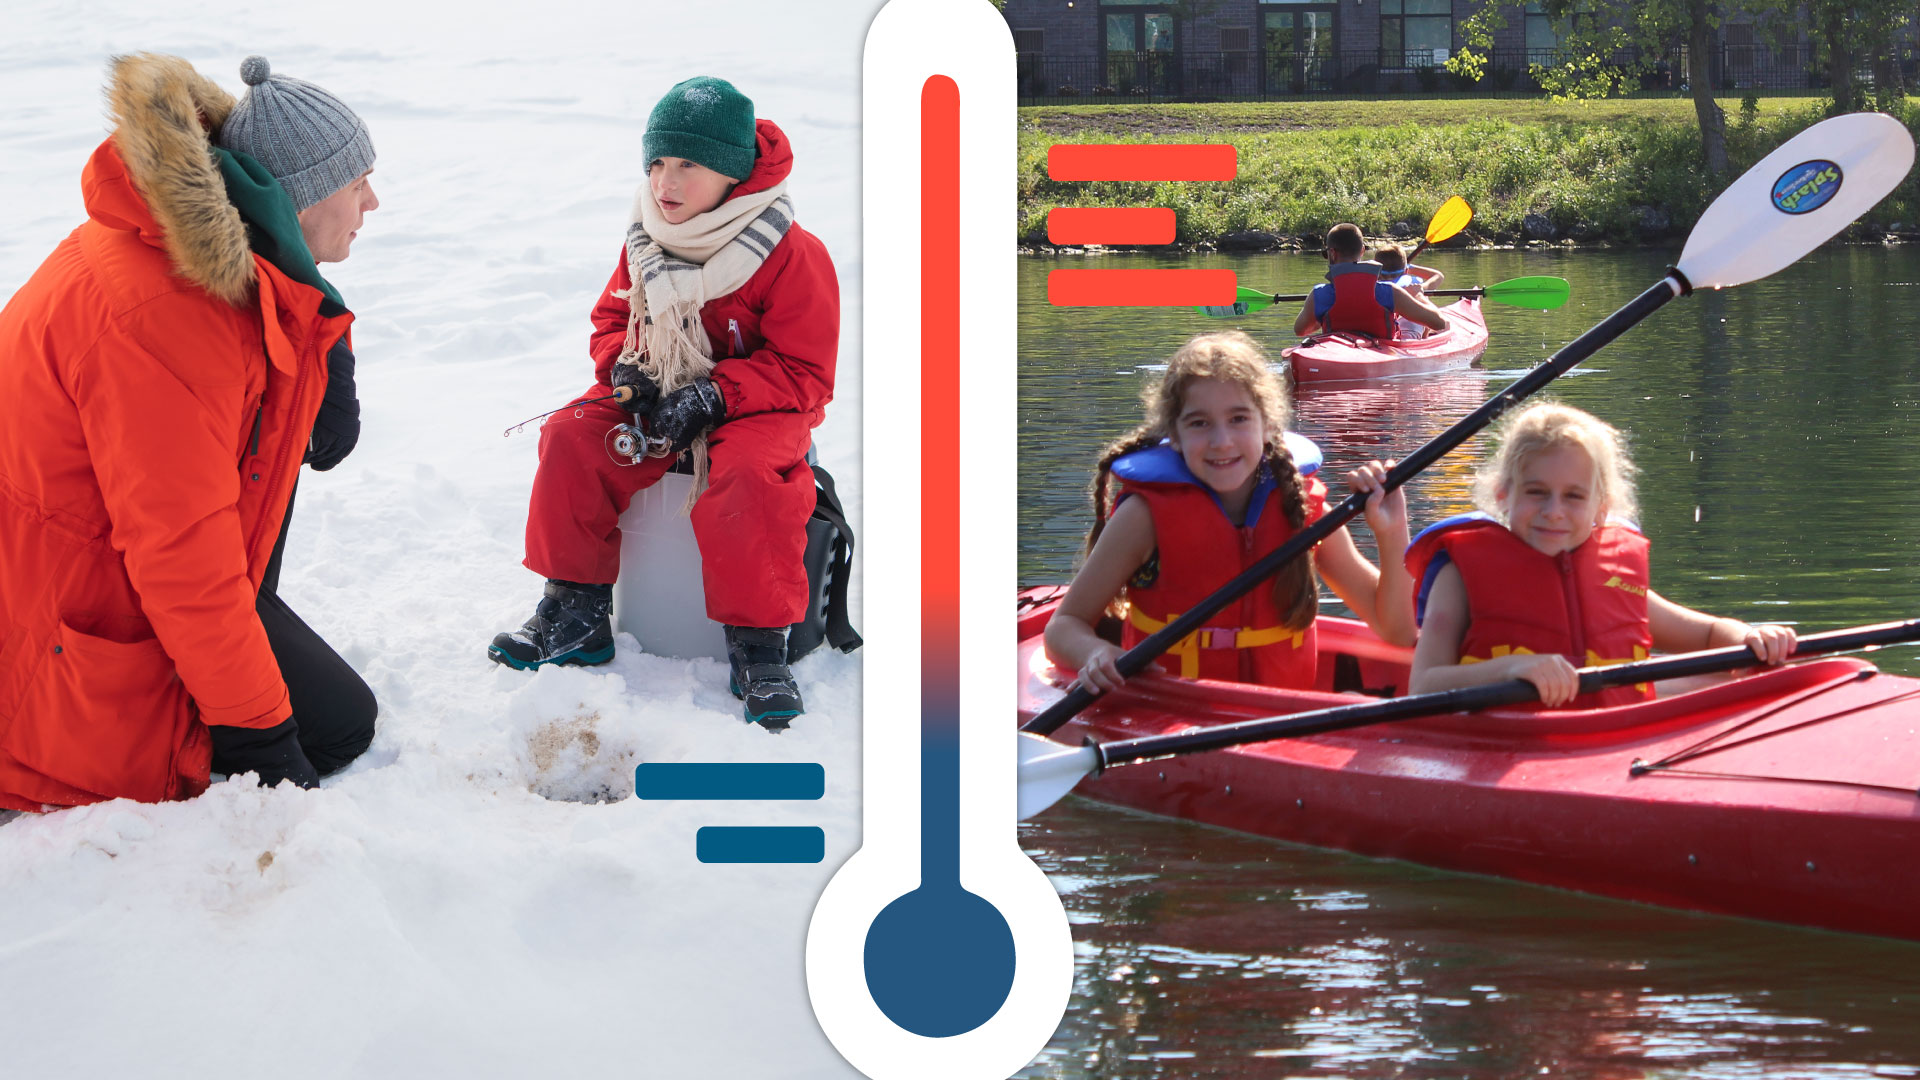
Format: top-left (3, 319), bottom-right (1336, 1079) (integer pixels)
top-left (1450, 0), bottom-right (1733, 174)
top-left (1751, 0), bottom-right (1911, 114)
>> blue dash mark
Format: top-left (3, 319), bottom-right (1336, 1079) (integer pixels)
top-left (696, 826), bottom-right (826, 864)
top-left (635, 762), bottom-right (825, 800)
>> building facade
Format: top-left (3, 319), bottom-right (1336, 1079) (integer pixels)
top-left (1002, 1), bottom-right (1812, 103)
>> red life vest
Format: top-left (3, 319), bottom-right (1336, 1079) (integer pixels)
top-left (1112, 440), bottom-right (1328, 688)
top-left (1322, 261), bottom-right (1394, 339)
top-left (1404, 514), bottom-right (1654, 708)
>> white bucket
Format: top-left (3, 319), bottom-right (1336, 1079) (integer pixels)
top-left (612, 470), bottom-right (728, 661)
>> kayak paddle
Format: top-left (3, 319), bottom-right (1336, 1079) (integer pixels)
top-left (1194, 196), bottom-right (1477, 317)
top-left (1407, 194), bottom-right (1474, 264)
top-left (1197, 275), bottom-right (1571, 318)
top-left (1018, 617), bottom-right (1920, 819)
top-left (1024, 111), bottom-right (1915, 738)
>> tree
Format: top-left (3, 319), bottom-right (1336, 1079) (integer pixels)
top-left (1449, 0), bottom-right (1733, 176)
top-left (1753, 0), bottom-right (1912, 114)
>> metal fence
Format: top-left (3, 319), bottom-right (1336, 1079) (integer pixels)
top-left (1016, 45), bottom-right (1839, 105)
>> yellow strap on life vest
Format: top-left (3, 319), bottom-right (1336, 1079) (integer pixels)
top-left (1128, 607), bottom-right (1304, 679)
top-left (1461, 644), bottom-right (1652, 694)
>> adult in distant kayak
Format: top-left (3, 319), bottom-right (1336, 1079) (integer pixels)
top-left (489, 76), bottom-right (840, 732)
top-left (1405, 402), bottom-right (1797, 709)
top-left (0, 54), bottom-right (380, 810)
top-left (1373, 244), bottom-right (1443, 340)
top-left (1293, 223), bottom-right (1446, 340)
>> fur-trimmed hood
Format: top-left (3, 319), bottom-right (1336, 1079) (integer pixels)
top-left (87, 53), bottom-right (253, 305)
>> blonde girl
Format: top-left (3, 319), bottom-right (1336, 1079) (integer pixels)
top-left (1045, 331), bottom-right (1416, 695)
top-left (1406, 402), bottom-right (1796, 707)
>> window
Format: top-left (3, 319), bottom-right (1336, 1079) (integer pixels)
top-left (1013, 29), bottom-right (1044, 54)
top-left (1262, 7), bottom-right (1336, 93)
top-left (1104, 9), bottom-right (1175, 55)
top-left (1221, 27), bottom-right (1252, 75)
top-left (1724, 20), bottom-right (1756, 86)
top-left (1103, 7), bottom-right (1178, 95)
top-left (1524, 3), bottom-right (1559, 61)
top-left (1381, 0), bottom-right (1452, 69)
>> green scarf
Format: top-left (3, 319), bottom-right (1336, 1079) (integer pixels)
top-left (212, 146), bottom-right (347, 316)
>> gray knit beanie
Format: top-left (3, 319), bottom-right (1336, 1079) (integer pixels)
top-left (217, 56), bottom-right (375, 212)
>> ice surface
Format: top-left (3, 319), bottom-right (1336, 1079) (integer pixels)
top-left (0, 2), bottom-right (874, 1077)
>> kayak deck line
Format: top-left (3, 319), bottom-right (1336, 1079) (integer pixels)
top-left (1630, 667), bottom-right (1920, 797)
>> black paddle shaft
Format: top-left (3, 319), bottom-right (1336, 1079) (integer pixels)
top-left (1264, 286), bottom-right (1489, 304)
top-left (1023, 271), bottom-right (1692, 736)
top-left (1095, 618), bottom-right (1920, 768)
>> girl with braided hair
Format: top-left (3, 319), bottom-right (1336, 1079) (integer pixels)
top-left (1044, 331), bottom-right (1417, 695)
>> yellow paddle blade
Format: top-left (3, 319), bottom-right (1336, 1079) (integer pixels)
top-left (1426, 196), bottom-right (1474, 244)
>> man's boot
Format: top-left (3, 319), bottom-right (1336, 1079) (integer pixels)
top-left (488, 580), bottom-right (615, 670)
top-left (725, 625), bottom-right (803, 731)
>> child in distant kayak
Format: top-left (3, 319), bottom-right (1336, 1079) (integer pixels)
top-left (1373, 245), bottom-right (1443, 341)
top-left (1294, 223), bottom-right (1446, 340)
top-left (1405, 402), bottom-right (1797, 708)
top-left (1045, 331), bottom-right (1416, 695)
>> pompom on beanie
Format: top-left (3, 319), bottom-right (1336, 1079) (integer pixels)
top-left (217, 56), bottom-right (375, 212)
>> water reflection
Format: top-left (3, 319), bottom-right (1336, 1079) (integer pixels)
top-left (1017, 247), bottom-right (1920, 1076)
top-left (1019, 802), bottom-right (1920, 1079)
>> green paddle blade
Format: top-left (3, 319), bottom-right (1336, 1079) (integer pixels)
top-left (1426, 195), bottom-right (1474, 244)
top-left (1482, 275), bottom-right (1572, 310)
top-left (1196, 286), bottom-right (1279, 318)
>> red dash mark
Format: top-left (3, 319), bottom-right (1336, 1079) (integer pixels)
top-left (1047, 144), bottom-right (1237, 182)
top-left (923, 76), bottom-right (960, 645)
top-left (1048, 268), bottom-right (1237, 307)
top-left (1046, 207), bottom-right (1176, 245)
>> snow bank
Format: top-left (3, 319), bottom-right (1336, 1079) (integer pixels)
top-left (0, 2), bottom-right (874, 1076)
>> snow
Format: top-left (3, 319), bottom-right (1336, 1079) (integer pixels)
top-left (0, 2), bottom-right (877, 1076)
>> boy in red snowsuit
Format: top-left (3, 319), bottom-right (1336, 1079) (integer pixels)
top-left (490, 76), bottom-right (839, 731)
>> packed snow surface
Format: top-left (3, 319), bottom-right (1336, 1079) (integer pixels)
top-left (0, 2), bottom-right (874, 1076)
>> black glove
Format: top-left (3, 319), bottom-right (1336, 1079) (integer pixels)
top-left (646, 377), bottom-right (726, 454)
top-left (611, 361), bottom-right (661, 416)
top-left (306, 337), bottom-right (360, 472)
top-left (208, 718), bottom-right (320, 790)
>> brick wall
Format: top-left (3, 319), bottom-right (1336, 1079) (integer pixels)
top-left (1002, 0), bottom-right (1588, 97)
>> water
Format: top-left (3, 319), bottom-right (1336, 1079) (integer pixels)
top-left (1016, 247), bottom-right (1920, 1077)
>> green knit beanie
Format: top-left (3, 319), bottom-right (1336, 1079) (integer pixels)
top-left (643, 76), bottom-right (756, 182)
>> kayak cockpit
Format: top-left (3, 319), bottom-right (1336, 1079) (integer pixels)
top-left (1017, 586), bottom-right (1892, 749)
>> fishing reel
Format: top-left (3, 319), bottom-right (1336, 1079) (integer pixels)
top-left (610, 422), bottom-right (674, 464)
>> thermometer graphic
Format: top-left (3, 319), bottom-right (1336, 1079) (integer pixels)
top-left (805, 1), bottom-right (1073, 1076)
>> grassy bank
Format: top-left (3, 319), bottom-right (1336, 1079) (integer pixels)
top-left (1019, 97), bottom-right (1920, 247)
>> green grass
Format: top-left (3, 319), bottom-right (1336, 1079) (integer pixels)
top-left (1019, 97), bottom-right (1920, 245)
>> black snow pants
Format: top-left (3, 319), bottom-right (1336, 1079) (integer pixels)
top-left (209, 486), bottom-right (379, 777)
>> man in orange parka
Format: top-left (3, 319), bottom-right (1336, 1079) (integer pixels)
top-left (0, 54), bottom-right (381, 811)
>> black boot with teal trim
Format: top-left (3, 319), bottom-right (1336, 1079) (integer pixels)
top-left (488, 580), bottom-right (615, 670)
top-left (725, 625), bottom-right (803, 731)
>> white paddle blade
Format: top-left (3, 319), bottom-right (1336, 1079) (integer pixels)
top-left (1679, 112), bottom-right (1915, 290)
top-left (1017, 733), bottom-right (1100, 820)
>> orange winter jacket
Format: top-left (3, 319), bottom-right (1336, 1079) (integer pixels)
top-left (0, 55), bottom-right (347, 810)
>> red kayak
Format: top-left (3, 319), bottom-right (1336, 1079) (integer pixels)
top-left (1016, 586), bottom-right (1920, 940)
top-left (1284, 296), bottom-right (1489, 382)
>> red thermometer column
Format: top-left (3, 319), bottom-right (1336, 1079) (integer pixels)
top-left (806, 1), bottom-right (1073, 1077)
